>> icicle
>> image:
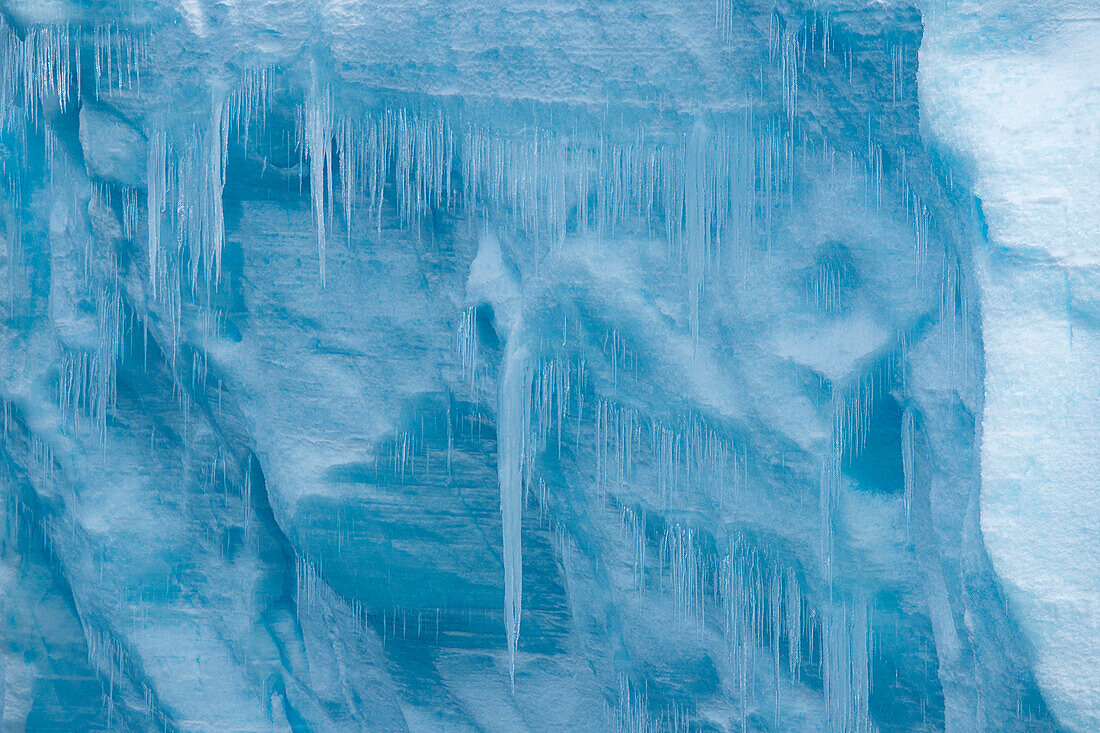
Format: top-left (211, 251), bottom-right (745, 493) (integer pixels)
top-left (902, 407), bottom-right (916, 532)
top-left (824, 600), bottom-right (871, 732)
top-left (780, 27), bottom-right (800, 126)
top-left (498, 333), bottom-right (532, 690)
top-left (661, 523), bottom-right (704, 624)
top-left (457, 306), bottom-right (479, 387)
top-left (684, 120), bottom-right (710, 341)
top-left (467, 231), bottom-right (532, 690)
top-left (146, 130), bottom-right (166, 297)
top-left (785, 569), bottom-right (802, 679)
top-left (305, 71), bottom-right (333, 285)
top-left (208, 96), bottom-right (228, 286)
top-left (338, 116), bottom-right (356, 242)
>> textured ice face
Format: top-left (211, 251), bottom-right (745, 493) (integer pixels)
top-left (0, 0), bottom-right (1081, 731)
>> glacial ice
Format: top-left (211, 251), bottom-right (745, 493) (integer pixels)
top-left (0, 0), bottom-right (1092, 730)
top-left (920, 0), bottom-right (1100, 729)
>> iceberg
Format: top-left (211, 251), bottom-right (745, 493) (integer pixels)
top-left (0, 0), bottom-right (1092, 730)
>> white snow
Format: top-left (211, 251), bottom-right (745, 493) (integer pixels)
top-left (921, 1), bottom-right (1100, 728)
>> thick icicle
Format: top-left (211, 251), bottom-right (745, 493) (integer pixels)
top-left (466, 231), bottom-right (530, 688)
top-left (902, 406), bottom-right (916, 531)
top-left (498, 332), bottom-right (531, 689)
top-left (146, 130), bottom-right (166, 297)
top-left (304, 73), bottom-right (333, 286)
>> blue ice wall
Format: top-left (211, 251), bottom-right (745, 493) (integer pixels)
top-left (0, 0), bottom-right (1081, 730)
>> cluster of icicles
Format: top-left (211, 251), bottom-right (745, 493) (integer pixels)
top-left (0, 20), bottom-right (147, 128)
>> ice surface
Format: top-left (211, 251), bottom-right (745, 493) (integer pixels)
top-left (0, 0), bottom-right (1090, 730)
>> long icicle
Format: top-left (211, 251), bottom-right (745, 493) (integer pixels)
top-left (305, 67), bottom-right (332, 287)
top-left (498, 332), bottom-right (531, 690)
top-left (466, 231), bottom-right (531, 690)
top-left (146, 129), bottom-right (166, 298)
